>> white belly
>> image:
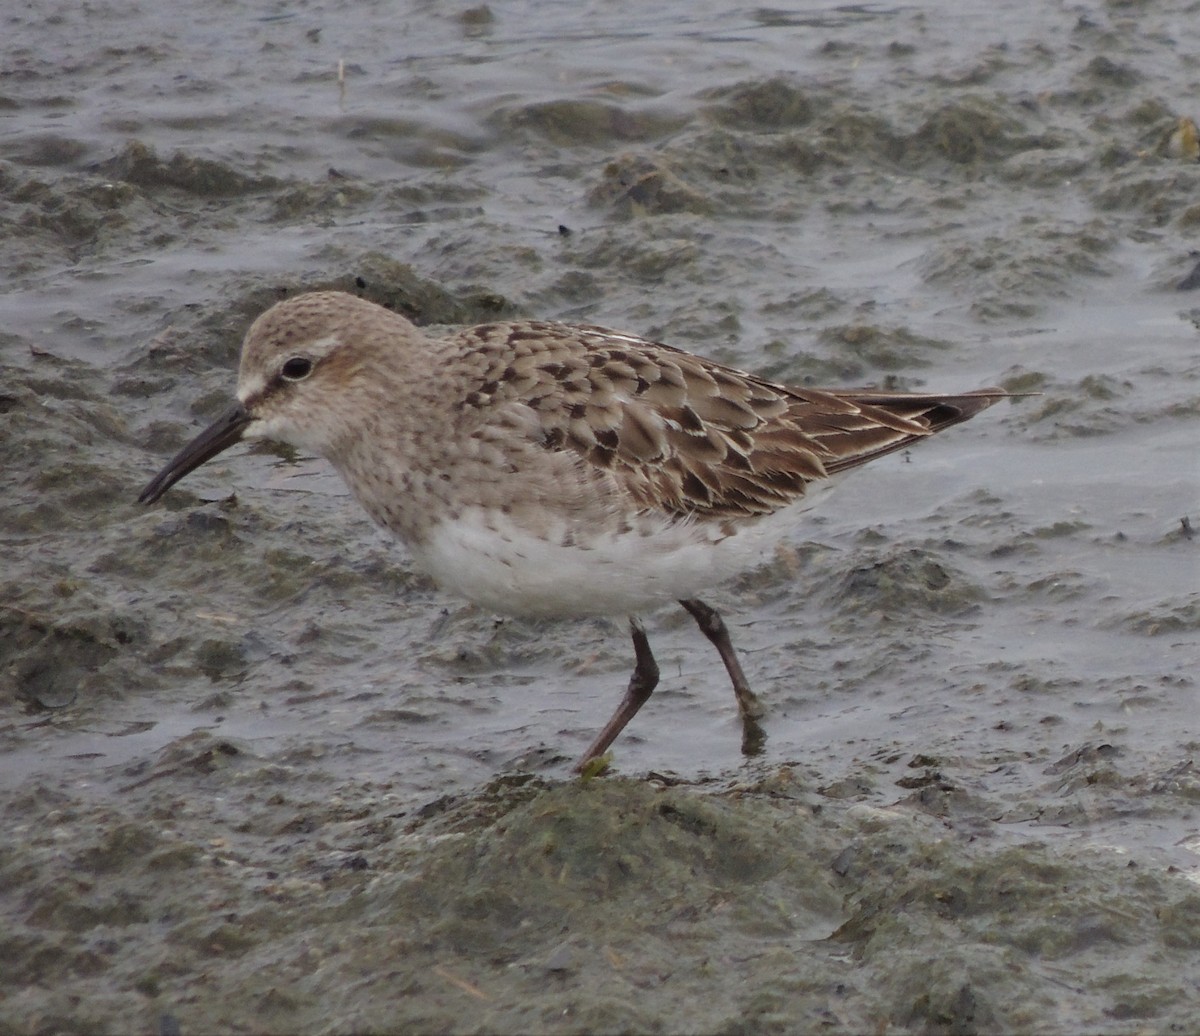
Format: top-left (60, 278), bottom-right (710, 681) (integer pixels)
top-left (409, 488), bottom-right (835, 619)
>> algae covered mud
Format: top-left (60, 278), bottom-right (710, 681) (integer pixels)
top-left (2, 0), bottom-right (1198, 1032)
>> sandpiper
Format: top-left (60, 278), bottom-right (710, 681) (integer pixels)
top-left (140, 290), bottom-right (1008, 770)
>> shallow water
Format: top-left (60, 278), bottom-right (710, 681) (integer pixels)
top-left (2, 0), bottom-right (1199, 1032)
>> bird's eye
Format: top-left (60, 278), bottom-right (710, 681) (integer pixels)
top-left (280, 356), bottom-right (314, 381)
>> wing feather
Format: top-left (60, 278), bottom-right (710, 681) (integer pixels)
top-left (456, 322), bottom-right (1006, 521)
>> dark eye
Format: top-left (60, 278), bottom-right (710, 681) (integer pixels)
top-left (280, 356), bottom-right (313, 381)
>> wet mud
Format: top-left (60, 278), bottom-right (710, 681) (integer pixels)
top-left (2, 1), bottom-right (1198, 1033)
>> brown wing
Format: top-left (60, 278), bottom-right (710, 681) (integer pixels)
top-left (456, 322), bottom-right (1006, 521)
top-left (609, 375), bottom-right (1006, 520)
top-left (781, 388), bottom-right (1007, 477)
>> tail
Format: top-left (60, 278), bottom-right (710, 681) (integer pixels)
top-left (783, 387), bottom-right (1010, 476)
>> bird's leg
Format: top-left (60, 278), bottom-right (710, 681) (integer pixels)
top-left (574, 617), bottom-right (660, 772)
top-left (678, 598), bottom-right (761, 717)
top-left (678, 597), bottom-right (766, 757)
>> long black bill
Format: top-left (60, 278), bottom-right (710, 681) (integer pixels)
top-left (138, 401), bottom-right (253, 504)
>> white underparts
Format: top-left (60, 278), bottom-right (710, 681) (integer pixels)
top-left (410, 483), bottom-right (839, 619)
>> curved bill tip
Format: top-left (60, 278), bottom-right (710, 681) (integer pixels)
top-left (138, 401), bottom-right (252, 505)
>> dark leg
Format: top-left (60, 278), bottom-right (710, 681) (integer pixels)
top-left (574, 617), bottom-right (660, 772)
top-left (678, 597), bottom-right (766, 757)
top-left (678, 598), bottom-right (762, 717)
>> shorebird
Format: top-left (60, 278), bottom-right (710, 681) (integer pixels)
top-left (139, 290), bottom-right (1007, 770)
